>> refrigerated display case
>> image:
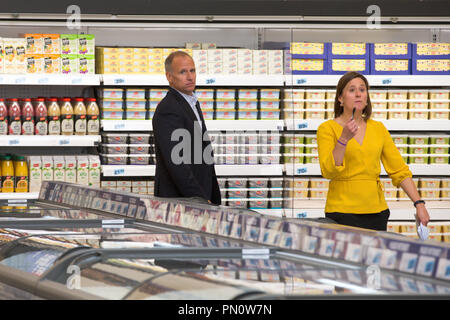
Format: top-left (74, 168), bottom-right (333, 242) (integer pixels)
top-left (0, 181), bottom-right (449, 300)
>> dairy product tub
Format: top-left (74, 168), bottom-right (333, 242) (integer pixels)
top-left (305, 89), bottom-right (327, 100)
top-left (387, 90), bottom-right (408, 100)
top-left (216, 89), bottom-right (235, 100)
top-left (216, 100), bottom-right (236, 110)
top-left (102, 133), bottom-right (128, 144)
top-left (430, 111), bottom-right (449, 120)
top-left (408, 135), bottom-right (429, 145)
top-left (101, 154), bottom-right (128, 165)
top-left (310, 178), bottom-right (329, 188)
top-left (408, 154), bottom-right (429, 164)
top-left (370, 90), bottom-right (388, 100)
top-left (227, 178), bottom-right (248, 188)
top-left (237, 111), bottom-right (258, 120)
top-left (420, 188), bottom-right (440, 200)
top-left (429, 89), bottom-right (450, 100)
top-left (429, 134), bottom-right (450, 145)
top-left (283, 100), bottom-right (305, 110)
top-left (248, 199), bottom-right (269, 209)
top-left (371, 101), bottom-right (388, 109)
top-left (248, 189), bottom-right (269, 198)
top-left (227, 198), bottom-right (248, 208)
top-left (396, 144), bottom-right (408, 155)
top-left (282, 109), bottom-right (305, 119)
top-left (305, 110), bottom-right (325, 119)
top-left (248, 178), bottom-right (269, 188)
top-left (259, 154), bottom-right (281, 164)
top-left (309, 188), bottom-right (328, 199)
top-left (101, 144), bottom-right (128, 154)
top-left (419, 178), bottom-right (441, 188)
top-left (269, 177), bottom-right (284, 188)
top-left (429, 101), bottom-right (449, 110)
top-left (283, 89), bottom-right (305, 100)
top-left (216, 110), bottom-right (236, 120)
top-left (102, 88), bottom-right (123, 99)
top-left (408, 145), bottom-right (429, 155)
top-left (283, 134), bottom-right (304, 144)
top-left (409, 89), bottom-right (429, 100)
top-left (372, 110), bottom-right (388, 120)
top-left (391, 134), bottom-right (409, 144)
top-left (260, 100), bottom-right (280, 109)
top-left (260, 110), bottom-right (280, 120)
top-left (128, 133), bottom-right (151, 144)
top-left (228, 189), bottom-right (248, 198)
top-left (259, 133), bottom-right (281, 144)
top-left (128, 144), bottom-right (151, 154)
top-left (388, 101), bottom-right (408, 110)
top-left (283, 154), bottom-right (304, 164)
top-left (129, 154), bottom-right (151, 165)
top-left (304, 154), bottom-right (320, 164)
top-left (283, 144), bottom-right (304, 154)
top-left (429, 145), bottom-right (449, 154)
top-left (429, 154), bottom-right (449, 164)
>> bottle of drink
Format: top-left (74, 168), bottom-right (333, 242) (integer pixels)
top-left (34, 98), bottom-right (48, 135)
top-left (0, 99), bottom-right (8, 135)
top-left (60, 97), bottom-right (74, 135)
top-left (8, 99), bottom-right (21, 135)
top-left (1, 154), bottom-right (14, 193)
top-left (21, 98), bottom-right (34, 135)
top-left (73, 97), bottom-right (87, 135)
top-left (13, 155), bottom-right (28, 193)
top-left (86, 98), bottom-right (100, 135)
top-left (47, 97), bottom-right (61, 135)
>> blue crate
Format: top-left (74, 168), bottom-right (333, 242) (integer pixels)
top-left (411, 57), bottom-right (450, 75)
top-left (370, 58), bottom-right (411, 75)
top-left (290, 42), bottom-right (329, 59)
top-left (328, 42), bottom-right (369, 59)
top-left (370, 43), bottom-right (412, 59)
top-left (327, 57), bottom-right (370, 75)
top-left (412, 43), bottom-right (450, 60)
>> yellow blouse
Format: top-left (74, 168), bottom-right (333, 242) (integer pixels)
top-left (317, 119), bottom-right (412, 214)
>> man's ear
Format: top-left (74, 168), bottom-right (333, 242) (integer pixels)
top-left (166, 71), bottom-right (172, 84)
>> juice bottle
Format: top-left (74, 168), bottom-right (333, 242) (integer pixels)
top-left (73, 97), bottom-right (87, 135)
top-left (14, 155), bottom-right (28, 193)
top-left (0, 99), bottom-right (7, 135)
top-left (60, 97), bottom-right (74, 135)
top-left (8, 98), bottom-right (21, 135)
top-left (86, 98), bottom-right (99, 135)
top-left (21, 98), bottom-right (34, 135)
top-left (47, 97), bottom-right (61, 135)
top-left (1, 154), bottom-right (14, 193)
top-left (34, 98), bottom-right (48, 135)
top-left (0, 156), bottom-right (2, 192)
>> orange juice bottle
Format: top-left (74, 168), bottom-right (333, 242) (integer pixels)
top-left (73, 97), bottom-right (87, 135)
top-left (14, 155), bottom-right (28, 193)
top-left (86, 98), bottom-right (99, 135)
top-left (1, 154), bottom-right (15, 193)
top-left (60, 97), bottom-right (74, 135)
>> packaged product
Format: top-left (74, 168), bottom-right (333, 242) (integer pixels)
top-left (60, 34), bottom-right (78, 55)
top-left (42, 34), bottom-right (60, 55)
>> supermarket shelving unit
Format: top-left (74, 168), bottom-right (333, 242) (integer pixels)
top-left (0, 15), bottom-right (448, 228)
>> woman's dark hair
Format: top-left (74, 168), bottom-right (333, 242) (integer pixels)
top-left (334, 71), bottom-right (372, 120)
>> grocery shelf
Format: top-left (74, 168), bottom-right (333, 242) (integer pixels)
top-left (215, 164), bottom-right (283, 176)
top-left (0, 192), bottom-right (39, 201)
top-left (280, 200), bottom-right (450, 221)
top-left (101, 120), bottom-right (284, 131)
top-left (285, 163), bottom-right (450, 176)
top-left (285, 75), bottom-right (450, 87)
top-left (102, 74), bottom-right (285, 86)
top-left (102, 165), bottom-right (155, 177)
top-left (0, 74), bottom-right (101, 86)
top-left (285, 119), bottom-right (450, 131)
top-left (101, 164), bottom-right (284, 177)
top-left (101, 120), bottom-right (152, 131)
top-left (0, 135), bottom-right (101, 147)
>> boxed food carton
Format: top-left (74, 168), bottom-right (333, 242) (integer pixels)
top-left (61, 54), bottom-right (78, 74)
top-left (76, 155), bottom-right (89, 185)
top-left (42, 34), bottom-right (60, 55)
top-left (23, 34), bottom-right (43, 54)
top-left (64, 155), bottom-right (77, 183)
top-left (60, 34), bottom-right (78, 55)
top-left (41, 156), bottom-right (54, 181)
top-left (78, 55), bottom-right (95, 74)
top-left (53, 156), bottom-right (66, 182)
top-left (78, 34), bottom-right (95, 55)
top-left (28, 156), bottom-right (42, 193)
top-left (43, 55), bottom-right (61, 74)
top-left (26, 54), bottom-right (44, 74)
top-left (88, 155), bottom-right (101, 187)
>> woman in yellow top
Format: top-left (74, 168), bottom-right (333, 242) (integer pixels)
top-left (317, 71), bottom-right (430, 231)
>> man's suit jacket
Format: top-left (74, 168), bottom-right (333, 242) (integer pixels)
top-left (152, 87), bottom-right (221, 205)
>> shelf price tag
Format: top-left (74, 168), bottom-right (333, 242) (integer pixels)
top-left (297, 122), bottom-right (308, 129)
top-left (296, 78), bottom-right (307, 85)
top-left (8, 139), bottom-right (20, 145)
top-left (295, 212), bottom-right (307, 218)
top-left (59, 138), bottom-right (70, 145)
top-left (114, 78), bottom-right (125, 85)
top-left (71, 77), bottom-right (83, 84)
top-left (205, 78), bottom-right (216, 85)
top-left (15, 77), bottom-right (26, 84)
top-left (296, 167), bottom-right (307, 174)
top-left (114, 122), bottom-right (126, 130)
top-left (382, 78), bottom-right (392, 85)
top-left (113, 168), bottom-right (125, 175)
top-left (38, 77), bottom-right (49, 84)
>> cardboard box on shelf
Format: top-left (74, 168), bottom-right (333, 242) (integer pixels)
top-left (28, 156), bottom-right (42, 193)
top-left (53, 156), bottom-right (66, 182)
top-left (76, 155), bottom-right (89, 185)
top-left (42, 34), bottom-right (60, 55)
top-left (88, 155), bottom-right (101, 187)
top-left (64, 155), bottom-right (77, 184)
top-left (41, 156), bottom-right (54, 181)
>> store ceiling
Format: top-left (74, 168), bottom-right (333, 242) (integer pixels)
top-left (0, 0), bottom-right (449, 17)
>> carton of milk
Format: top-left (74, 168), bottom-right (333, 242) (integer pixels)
top-left (53, 156), bottom-right (66, 182)
top-left (41, 156), bottom-right (54, 181)
top-left (64, 155), bottom-right (77, 184)
top-left (28, 156), bottom-right (42, 192)
top-left (76, 155), bottom-right (89, 185)
top-left (88, 155), bottom-right (101, 187)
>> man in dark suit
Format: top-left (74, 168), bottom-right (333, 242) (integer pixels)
top-left (152, 51), bottom-right (221, 205)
